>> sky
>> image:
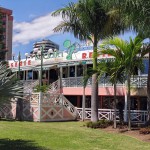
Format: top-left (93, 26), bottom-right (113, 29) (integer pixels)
top-left (0, 0), bottom-right (136, 59)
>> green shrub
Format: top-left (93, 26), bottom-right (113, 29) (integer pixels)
top-left (86, 120), bottom-right (113, 129)
top-left (139, 127), bottom-right (150, 134)
top-left (34, 84), bottom-right (49, 93)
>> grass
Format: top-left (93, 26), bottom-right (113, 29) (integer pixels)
top-left (0, 120), bottom-right (150, 150)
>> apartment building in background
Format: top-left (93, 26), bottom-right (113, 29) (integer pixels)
top-left (0, 7), bottom-right (13, 60)
top-left (28, 39), bottom-right (59, 57)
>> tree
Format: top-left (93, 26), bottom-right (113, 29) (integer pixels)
top-left (102, 0), bottom-right (150, 125)
top-left (52, 0), bottom-right (127, 122)
top-left (0, 62), bottom-right (23, 105)
top-left (101, 36), bottom-right (144, 130)
top-left (101, 0), bottom-right (150, 38)
top-left (104, 59), bottom-right (125, 128)
top-left (84, 58), bottom-right (125, 128)
top-left (141, 43), bottom-right (150, 124)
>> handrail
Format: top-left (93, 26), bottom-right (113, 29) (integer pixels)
top-left (76, 108), bottom-right (148, 123)
top-left (61, 94), bottom-right (77, 117)
top-left (47, 79), bottom-right (60, 94)
top-left (62, 76), bottom-right (147, 87)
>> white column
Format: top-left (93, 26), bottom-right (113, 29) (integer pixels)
top-left (124, 94), bottom-right (128, 122)
top-left (38, 70), bottom-right (41, 85)
top-left (75, 65), bottom-right (77, 77)
top-left (48, 69), bottom-right (50, 84)
top-left (68, 66), bottom-right (70, 77)
top-left (82, 87), bottom-right (85, 121)
top-left (38, 92), bottom-right (42, 122)
top-left (59, 67), bottom-right (63, 92)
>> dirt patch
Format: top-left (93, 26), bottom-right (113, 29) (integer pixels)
top-left (101, 126), bottom-right (150, 142)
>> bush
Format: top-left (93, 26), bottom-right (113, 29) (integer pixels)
top-left (86, 120), bottom-right (113, 129)
top-left (139, 127), bottom-right (150, 134)
top-left (34, 84), bottom-right (49, 93)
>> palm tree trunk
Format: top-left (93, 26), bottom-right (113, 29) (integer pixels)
top-left (113, 83), bottom-right (117, 128)
top-left (146, 51), bottom-right (150, 125)
top-left (16, 98), bottom-right (23, 121)
top-left (91, 35), bottom-right (98, 122)
top-left (91, 74), bottom-right (98, 122)
top-left (127, 75), bottom-right (131, 130)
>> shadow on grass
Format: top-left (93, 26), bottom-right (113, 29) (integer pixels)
top-left (0, 139), bottom-right (50, 150)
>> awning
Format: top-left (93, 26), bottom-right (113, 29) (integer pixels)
top-left (32, 64), bottom-right (57, 71)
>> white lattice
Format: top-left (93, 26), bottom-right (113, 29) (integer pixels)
top-left (47, 80), bottom-right (60, 94)
top-left (41, 107), bottom-right (63, 120)
top-left (76, 108), bottom-right (148, 124)
top-left (0, 102), bottom-right (16, 119)
top-left (22, 80), bottom-right (39, 94)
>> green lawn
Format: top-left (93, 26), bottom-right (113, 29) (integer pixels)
top-left (0, 120), bottom-right (149, 150)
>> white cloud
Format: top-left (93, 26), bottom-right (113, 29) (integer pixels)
top-left (13, 12), bottom-right (62, 45)
top-left (29, 14), bottom-right (37, 19)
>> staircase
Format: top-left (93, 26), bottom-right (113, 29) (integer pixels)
top-left (45, 80), bottom-right (77, 120)
top-left (21, 79), bottom-right (77, 121)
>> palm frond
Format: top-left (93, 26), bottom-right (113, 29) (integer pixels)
top-left (0, 62), bottom-right (23, 105)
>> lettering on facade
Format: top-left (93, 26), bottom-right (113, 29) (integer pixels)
top-left (82, 52), bottom-right (111, 59)
top-left (9, 60), bottom-right (31, 68)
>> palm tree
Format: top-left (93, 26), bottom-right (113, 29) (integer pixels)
top-left (100, 36), bottom-right (144, 130)
top-left (105, 60), bottom-right (125, 128)
top-left (84, 59), bottom-right (125, 128)
top-left (141, 43), bottom-right (150, 124)
top-left (102, 0), bottom-right (150, 125)
top-left (0, 62), bottom-right (23, 105)
top-left (52, 0), bottom-right (126, 122)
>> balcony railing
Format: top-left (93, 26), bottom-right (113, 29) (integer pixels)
top-left (76, 108), bottom-right (148, 124)
top-left (62, 75), bottom-right (147, 88)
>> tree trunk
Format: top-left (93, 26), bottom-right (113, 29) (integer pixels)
top-left (91, 74), bottom-right (98, 122)
top-left (113, 83), bottom-right (117, 128)
top-left (91, 35), bottom-right (98, 122)
top-left (15, 98), bottom-right (23, 121)
top-left (127, 75), bottom-right (131, 130)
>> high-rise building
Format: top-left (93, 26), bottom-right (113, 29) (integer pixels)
top-left (32, 39), bottom-right (59, 54)
top-left (0, 7), bottom-right (13, 61)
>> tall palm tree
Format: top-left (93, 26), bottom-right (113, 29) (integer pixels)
top-left (141, 43), bottom-right (150, 124)
top-left (0, 62), bottom-right (23, 105)
top-left (102, 0), bottom-right (150, 125)
top-left (52, 0), bottom-right (126, 122)
top-left (105, 59), bottom-right (125, 128)
top-left (100, 36), bottom-right (144, 130)
top-left (84, 59), bottom-right (125, 128)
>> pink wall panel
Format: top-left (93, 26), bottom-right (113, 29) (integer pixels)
top-left (62, 87), bottom-right (126, 96)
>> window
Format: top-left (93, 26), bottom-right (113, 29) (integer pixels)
top-left (77, 65), bottom-right (83, 76)
top-left (33, 71), bottom-right (38, 80)
top-left (141, 59), bottom-right (148, 75)
top-left (62, 67), bottom-right (68, 78)
top-left (27, 70), bottom-right (32, 80)
top-left (69, 66), bottom-right (75, 77)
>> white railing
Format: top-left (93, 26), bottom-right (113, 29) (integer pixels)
top-left (47, 80), bottom-right (60, 94)
top-left (61, 95), bottom-right (77, 117)
top-left (76, 108), bottom-right (148, 124)
top-left (130, 76), bottom-right (147, 87)
top-left (21, 80), bottom-right (39, 94)
top-left (41, 93), bottom-right (77, 118)
top-left (62, 76), bottom-right (147, 88)
top-left (24, 92), bottom-right (40, 104)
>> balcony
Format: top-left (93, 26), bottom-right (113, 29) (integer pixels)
top-left (62, 75), bottom-right (148, 88)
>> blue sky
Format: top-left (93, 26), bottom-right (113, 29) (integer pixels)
top-left (1, 0), bottom-right (136, 59)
